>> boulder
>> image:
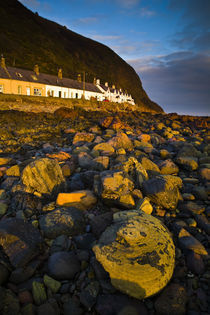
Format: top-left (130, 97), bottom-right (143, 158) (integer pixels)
top-left (158, 159), bottom-right (179, 175)
top-left (95, 171), bottom-right (135, 209)
top-left (108, 132), bottom-right (133, 151)
top-left (122, 157), bottom-right (148, 187)
top-left (73, 132), bottom-right (95, 146)
top-left (39, 207), bottom-right (85, 239)
top-left (92, 143), bottom-right (115, 156)
top-left (142, 175), bottom-right (182, 210)
top-left (93, 210), bottom-right (175, 299)
top-left (0, 218), bottom-right (43, 267)
top-left (21, 158), bottom-right (65, 198)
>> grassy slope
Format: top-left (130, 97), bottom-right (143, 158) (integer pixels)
top-left (0, 0), bottom-right (163, 112)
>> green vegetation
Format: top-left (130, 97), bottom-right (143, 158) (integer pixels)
top-left (0, 0), bottom-right (163, 113)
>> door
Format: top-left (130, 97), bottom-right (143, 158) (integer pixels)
top-left (26, 87), bottom-right (30, 96)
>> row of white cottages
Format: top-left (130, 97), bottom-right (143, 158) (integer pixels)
top-left (0, 60), bottom-right (135, 105)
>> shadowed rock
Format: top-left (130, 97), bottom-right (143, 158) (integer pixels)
top-left (0, 218), bottom-right (43, 267)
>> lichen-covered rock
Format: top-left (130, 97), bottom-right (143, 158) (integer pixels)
top-left (0, 218), bottom-right (43, 267)
top-left (21, 158), bottom-right (65, 197)
top-left (93, 210), bottom-right (175, 299)
top-left (108, 132), bottom-right (133, 151)
top-left (121, 157), bottom-right (148, 187)
top-left (39, 207), bottom-right (85, 239)
top-left (142, 175), bottom-right (182, 210)
top-left (95, 171), bottom-right (135, 209)
top-left (72, 132), bottom-right (95, 145)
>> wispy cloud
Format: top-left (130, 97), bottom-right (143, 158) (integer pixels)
top-left (116, 0), bottom-right (140, 8)
top-left (140, 7), bottom-right (156, 17)
top-left (76, 17), bottom-right (99, 25)
top-left (92, 35), bottom-right (122, 41)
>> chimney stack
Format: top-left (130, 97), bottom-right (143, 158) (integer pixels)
top-left (77, 74), bottom-right (82, 82)
top-left (58, 68), bottom-right (62, 80)
top-left (105, 82), bottom-right (108, 87)
top-left (96, 79), bottom-right (100, 85)
top-left (1, 55), bottom-right (6, 68)
top-left (93, 77), bottom-right (96, 85)
top-left (34, 64), bottom-right (39, 76)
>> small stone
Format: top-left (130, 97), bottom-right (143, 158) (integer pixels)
top-left (178, 228), bottom-right (208, 255)
top-left (0, 157), bottom-right (13, 166)
top-left (6, 165), bottom-right (20, 177)
top-left (56, 190), bottom-right (97, 210)
top-left (176, 156), bottom-right (198, 171)
top-left (0, 264), bottom-right (9, 285)
top-left (0, 189), bottom-right (6, 200)
top-left (137, 197), bottom-right (153, 214)
top-left (63, 298), bottom-right (83, 315)
top-left (37, 302), bottom-right (57, 315)
top-left (73, 132), bottom-right (95, 145)
top-left (43, 274), bottom-right (61, 293)
top-left (154, 283), bottom-right (187, 315)
top-left (0, 202), bottom-right (8, 218)
top-left (48, 251), bottom-right (80, 280)
top-left (18, 290), bottom-right (33, 304)
top-left (186, 251), bottom-right (205, 275)
top-left (80, 281), bottom-right (100, 310)
top-left (92, 142), bottom-right (115, 156)
top-left (32, 281), bottom-right (47, 306)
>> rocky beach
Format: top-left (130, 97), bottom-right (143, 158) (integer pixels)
top-left (0, 106), bottom-right (209, 315)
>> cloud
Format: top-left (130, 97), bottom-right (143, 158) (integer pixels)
top-left (169, 0), bottom-right (210, 54)
top-left (140, 7), bottom-right (156, 17)
top-left (76, 17), bottom-right (99, 25)
top-left (128, 52), bottom-right (210, 115)
top-left (116, 0), bottom-right (140, 8)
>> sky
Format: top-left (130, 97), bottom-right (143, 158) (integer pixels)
top-left (19, 0), bottom-right (210, 116)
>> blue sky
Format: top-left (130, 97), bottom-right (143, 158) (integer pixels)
top-left (19, 0), bottom-right (210, 115)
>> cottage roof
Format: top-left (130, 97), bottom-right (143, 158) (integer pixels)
top-left (0, 66), bottom-right (102, 94)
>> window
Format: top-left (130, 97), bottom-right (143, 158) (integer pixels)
top-left (0, 85), bottom-right (3, 93)
top-left (18, 85), bottom-right (22, 94)
top-left (75, 93), bottom-right (78, 99)
top-left (34, 88), bottom-right (42, 96)
top-left (59, 91), bottom-right (62, 98)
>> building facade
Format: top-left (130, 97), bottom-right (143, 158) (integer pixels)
top-left (0, 57), bottom-right (135, 105)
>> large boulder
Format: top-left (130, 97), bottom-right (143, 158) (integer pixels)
top-left (39, 207), bottom-right (85, 239)
top-left (94, 171), bottom-right (135, 209)
top-left (142, 175), bottom-right (182, 210)
top-left (21, 158), bottom-right (66, 198)
top-left (93, 210), bottom-right (175, 299)
top-left (0, 218), bottom-right (43, 267)
top-left (108, 132), bottom-right (133, 151)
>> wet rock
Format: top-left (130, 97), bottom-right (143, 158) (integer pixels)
top-left (50, 235), bottom-right (71, 254)
top-left (199, 167), bottom-right (210, 181)
top-left (80, 281), bottom-right (100, 310)
top-left (179, 201), bottom-right (205, 215)
top-left (137, 197), bottom-right (153, 215)
top-left (56, 190), bottom-right (97, 210)
top-left (92, 156), bottom-right (109, 171)
top-left (121, 157), bottom-right (148, 186)
top-left (74, 233), bottom-right (96, 250)
top-left (63, 297), bottom-right (83, 315)
top-left (78, 152), bottom-right (93, 169)
top-left (178, 228), bottom-right (208, 255)
top-left (39, 207), bottom-right (85, 239)
top-left (186, 251), bottom-right (205, 275)
top-left (48, 251), bottom-right (80, 280)
top-left (10, 192), bottom-right (42, 216)
top-left (0, 218), bottom-right (43, 267)
top-left (1, 288), bottom-right (20, 315)
top-left (21, 158), bottom-right (66, 198)
top-left (90, 212), bottom-right (113, 238)
top-left (37, 302), bottom-right (58, 315)
top-left (93, 210), bottom-right (175, 299)
top-left (139, 156), bottom-right (160, 174)
top-left (142, 175), bottom-right (182, 210)
top-left (154, 283), bottom-right (187, 315)
top-left (9, 260), bottom-right (40, 284)
top-left (193, 214), bottom-right (210, 235)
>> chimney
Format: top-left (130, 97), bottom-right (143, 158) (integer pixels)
top-left (58, 68), bottom-right (62, 80)
top-left (34, 64), bottom-right (39, 76)
top-left (1, 55), bottom-right (6, 68)
top-left (105, 82), bottom-right (108, 87)
top-left (112, 85), bottom-right (115, 89)
top-left (93, 77), bottom-right (96, 85)
top-left (96, 79), bottom-right (100, 85)
top-left (77, 74), bottom-right (82, 82)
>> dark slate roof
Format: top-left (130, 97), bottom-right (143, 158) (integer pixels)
top-left (0, 66), bottom-right (102, 94)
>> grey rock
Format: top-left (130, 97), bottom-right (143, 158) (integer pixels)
top-left (48, 251), bottom-right (80, 280)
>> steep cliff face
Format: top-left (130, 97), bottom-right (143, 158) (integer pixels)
top-left (0, 0), bottom-right (163, 112)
